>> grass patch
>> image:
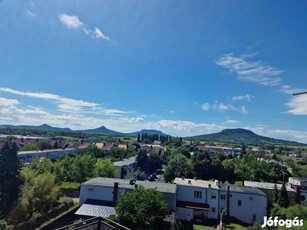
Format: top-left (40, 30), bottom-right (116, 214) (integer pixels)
top-left (225, 223), bottom-right (247, 230)
top-left (194, 225), bottom-right (214, 230)
top-left (61, 182), bottom-right (80, 189)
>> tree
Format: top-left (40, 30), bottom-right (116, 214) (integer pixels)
top-left (93, 159), bottom-right (115, 178)
top-left (37, 141), bottom-right (52, 150)
top-left (115, 186), bottom-right (168, 230)
top-left (278, 183), bottom-right (290, 208)
top-left (164, 154), bottom-right (193, 182)
top-left (170, 212), bottom-right (183, 230)
top-left (0, 139), bottom-right (21, 218)
top-left (9, 173), bottom-right (60, 223)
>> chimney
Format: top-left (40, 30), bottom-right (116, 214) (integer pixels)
top-left (113, 182), bottom-right (119, 203)
top-left (295, 186), bottom-right (301, 205)
top-left (227, 185), bottom-right (230, 216)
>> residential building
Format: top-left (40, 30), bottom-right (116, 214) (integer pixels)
top-left (77, 177), bottom-right (177, 219)
top-left (78, 177), bottom-right (267, 225)
top-left (113, 157), bottom-right (137, 179)
top-left (17, 148), bottom-right (77, 163)
top-left (174, 178), bottom-right (267, 224)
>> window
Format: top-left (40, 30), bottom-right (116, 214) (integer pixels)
top-left (238, 200), bottom-right (242, 206)
top-left (211, 193), bottom-right (217, 199)
top-left (211, 207), bottom-right (216, 212)
top-left (301, 195), bottom-right (305, 201)
top-left (221, 194), bottom-right (226, 200)
top-left (194, 191), bottom-right (202, 199)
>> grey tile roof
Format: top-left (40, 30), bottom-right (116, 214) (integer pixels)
top-left (220, 184), bottom-right (266, 196)
top-left (83, 177), bottom-right (177, 194)
top-left (113, 157), bottom-right (137, 167)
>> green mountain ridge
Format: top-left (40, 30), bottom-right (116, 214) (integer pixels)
top-left (188, 128), bottom-right (307, 146)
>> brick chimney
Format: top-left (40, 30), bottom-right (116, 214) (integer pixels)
top-left (113, 182), bottom-right (119, 203)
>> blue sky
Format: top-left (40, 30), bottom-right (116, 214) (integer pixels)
top-left (0, 0), bottom-right (307, 143)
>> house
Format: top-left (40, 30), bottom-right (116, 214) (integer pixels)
top-left (174, 178), bottom-right (267, 224)
top-left (95, 142), bottom-right (113, 154)
top-left (288, 177), bottom-right (307, 204)
top-left (244, 181), bottom-right (297, 205)
top-left (113, 157), bottom-right (137, 179)
top-left (245, 177), bottom-right (307, 205)
top-left (141, 144), bottom-right (164, 155)
top-left (17, 148), bottom-right (77, 163)
top-left (77, 177), bottom-right (177, 218)
top-left (77, 177), bottom-right (267, 225)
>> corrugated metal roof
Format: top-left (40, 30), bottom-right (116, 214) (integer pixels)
top-left (75, 204), bottom-right (116, 218)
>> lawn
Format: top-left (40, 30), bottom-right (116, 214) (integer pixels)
top-left (61, 182), bottom-right (80, 189)
top-left (225, 223), bottom-right (247, 230)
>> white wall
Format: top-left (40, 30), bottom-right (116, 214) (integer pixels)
top-left (228, 192), bottom-right (266, 224)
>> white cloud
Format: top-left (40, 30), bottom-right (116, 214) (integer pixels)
top-left (58, 13), bottom-right (110, 41)
top-left (280, 85), bottom-right (307, 95)
top-left (93, 27), bottom-right (109, 41)
top-left (286, 94), bottom-right (307, 115)
top-left (232, 94), bottom-right (254, 102)
top-left (241, 106), bottom-right (248, 114)
top-left (26, 10), bottom-right (36, 18)
top-left (0, 87), bottom-right (129, 116)
top-left (201, 101), bottom-right (247, 113)
top-left (225, 119), bottom-right (240, 124)
top-left (0, 97), bottom-right (19, 107)
top-left (216, 53), bottom-right (283, 86)
top-left (58, 13), bottom-right (83, 29)
top-left (0, 98), bottom-right (306, 143)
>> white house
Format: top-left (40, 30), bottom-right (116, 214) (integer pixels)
top-left (113, 157), bottom-right (137, 179)
top-left (77, 177), bottom-right (177, 218)
top-left (174, 178), bottom-right (267, 224)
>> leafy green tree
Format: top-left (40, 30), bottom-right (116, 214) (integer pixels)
top-left (0, 139), bottom-right (21, 218)
top-left (93, 159), bottom-right (115, 178)
top-left (170, 212), bottom-right (183, 230)
top-left (164, 154), bottom-right (193, 182)
top-left (278, 183), bottom-right (290, 208)
top-left (222, 159), bottom-right (237, 184)
top-left (21, 143), bottom-right (38, 151)
top-left (130, 168), bottom-right (147, 181)
top-left (9, 173), bottom-right (59, 223)
top-left (30, 158), bottom-right (54, 175)
top-left (115, 186), bottom-right (168, 230)
top-left (37, 141), bottom-right (52, 150)
top-left (73, 154), bottom-right (96, 182)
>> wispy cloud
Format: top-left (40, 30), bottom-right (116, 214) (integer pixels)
top-left (58, 13), bottom-right (109, 41)
top-left (225, 119), bottom-right (240, 124)
top-left (232, 94), bottom-right (254, 102)
top-left (216, 53), bottom-right (283, 86)
top-left (58, 13), bottom-right (83, 29)
top-left (0, 87), bottom-right (129, 116)
top-left (201, 101), bottom-right (248, 114)
top-left (280, 85), bottom-right (307, 95)
top-left (286, 94), bottom-right (307, 115)
top-left (0, 97), bottom-right (19, 107)
top-left (26, 10), bottom-right (36, 18)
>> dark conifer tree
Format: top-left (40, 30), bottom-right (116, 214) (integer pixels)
top-left (0, 138), bottom-right (21, 218)
top-left (278, 183), bottom-right (290, 208)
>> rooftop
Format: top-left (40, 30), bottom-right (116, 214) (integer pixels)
top-left (113, 157), bottom-right (137, 167)
top-left (174, 178), bottom-right (220, 189)
top-left (17, 148), bottom-right (76, 155)
top-left (82, 177), bottom-right (177, 194)
top-left (220, 184), bottom-right (267, 196)
top-left (244, 181), bottom-right (295, 192)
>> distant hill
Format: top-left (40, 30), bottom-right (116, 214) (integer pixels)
top-left (128, 129), bottom-right (168, 136)
top-left (79, 126), bottom-right (125, 136)
top-left (0, 124), bottom-right (72, 132)
top-left (188, 128), bottom-right (307, 147)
